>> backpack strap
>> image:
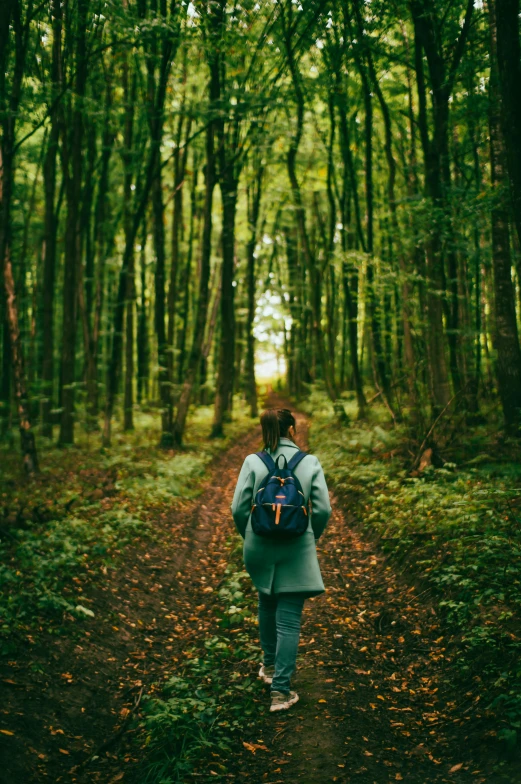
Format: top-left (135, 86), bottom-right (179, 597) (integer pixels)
top-left (255, 451), bottom-right (276, 473)
top-left (287, 450), bottom-right (309, 471)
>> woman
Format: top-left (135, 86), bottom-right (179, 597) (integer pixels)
top-left (231, 408), bottom-right (332, 712)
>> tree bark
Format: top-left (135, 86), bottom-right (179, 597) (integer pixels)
top-left (82, 76), bottom-right (114, 426)
top-left (124, 251), bottom-right (135, 430)
top-left (245, 162), bottom-right (263, 418)
top-left (59, 0), bottom-right (89, 445)
top-left (488, 0), bottom-right (521, 432)
top-left (495, 0), bottom-right (521, 248)
top-left (122, 62), bottom-right (137, 432)
top-left (177, 157), bottom-right (199, 385)
top-left (0, 314), bottom-right (11, 435)
top-left (0, 0), bottom-right (38, 471)
top-left (137, 216), bottom-right (149, 404)
top-left (165, 107), bottom-right (191, 434)
top-left (211, 180), bottom-right (238, 436)
top-left (331, 58), bottom-right (366, 415)
top-left (40, 15), bottom-right (61, 438)
top-left (173, 87), bottom-right (217, 445)
top-left (210, 0), bottom-right (241, 437)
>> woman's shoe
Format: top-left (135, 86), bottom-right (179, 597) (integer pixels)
top-left (270, 690), bottom-right (299, 712)
top-left (258, 664), bottom-right (275, 684)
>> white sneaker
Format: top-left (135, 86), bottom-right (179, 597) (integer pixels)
top-left (270, 690), bottom-right (299, 712)
top-left (258, 664), bottom-right (275, 684)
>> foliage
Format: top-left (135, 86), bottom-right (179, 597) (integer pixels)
top-left (0, 401), bottom-right (253, 656)
top-left (305, 389), bottom-right (521, 744)
top-left (138, 546), bottom-right (263, 784)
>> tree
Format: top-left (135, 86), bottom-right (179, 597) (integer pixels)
top-left (0, 0), bottom-right (39, 471)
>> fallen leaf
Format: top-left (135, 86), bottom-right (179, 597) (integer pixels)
top-left (242, 741), bottom-right (268, 754)
top-left (0, 730), bottom-right (14, 736)
top-left (318, 699), bottom-right (327, 703)
top-left (449, 763), bottom-right (463, 773)
top-left (58, 748), bottom-right (69, 755)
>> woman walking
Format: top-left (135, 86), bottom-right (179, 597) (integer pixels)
top-left (231, 408), bottom-right (332, 712)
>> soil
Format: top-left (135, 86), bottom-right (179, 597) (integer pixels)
top-left (1, 403), bottom-right (519, 784)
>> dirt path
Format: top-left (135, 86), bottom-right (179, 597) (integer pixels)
top-left (3, 404), bottom-right (514, 783)
top-left (236, 408), bottom-right (501, 784)
top-left (2, 424), bottom-right (263, 784)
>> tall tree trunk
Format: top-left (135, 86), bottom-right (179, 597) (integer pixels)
top-left (0, 0), bottom-right (38, 471)
top-left (359, 59), bottom-right (393, 413)
top-left (103, 164), bottom-right (154, 446)
top-left (495, 0), bottom-right (521, 248)
top-left (40, 15), bottom-right (61, 438)
top-left (165, 108), bottom-right (191, 435)
top-left (59, 0), bottom-right (89, 445)
top-left (351, 0), bottom-right (397, 416)
top-left (124, 252), bottom-right (135, 430)
top-left (211, 180), bottom-right (238, 436)
top-left (137, 216), bottom-right (149, 404)
top-left (177, 158), bottom-right (198, 385)
top-left (245, 163), bottom-right (263, 418)
top-left (83, 76), bottom-right (114, 426)
top-left (122, 62), bottom-right (136, 432)
top-left (333, 65), bottom-right (366, 416)
top-left (0, 314), bottom-right (11, 435)
top-left (488, 0), bottom-right (521, 432)
top-left (412, 22), bottom-right (451, 412)
top-left (153, 158), bottom-right (170, 443)
top-left (173, 99), bottom-right (217, 445)
top-left (210, 0), bottom-right (241, 438)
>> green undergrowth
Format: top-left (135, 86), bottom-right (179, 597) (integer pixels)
top-left (304, 388), bottom-right (521, 748)
top-left (138, 539), bottom-right (263, 784)
top-left (0, 401), bottom-right (253, 655)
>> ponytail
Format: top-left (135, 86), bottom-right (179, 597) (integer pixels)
top-left (261, 409), bottom-right (280, 453)
top-left (260, 408), bottom-right (297, 452)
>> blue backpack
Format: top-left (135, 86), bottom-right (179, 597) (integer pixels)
top-left (251, 450), bottom-right (310, 538)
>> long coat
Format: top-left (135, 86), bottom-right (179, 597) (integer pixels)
top-left (231, 437), bottom-right (332, 597)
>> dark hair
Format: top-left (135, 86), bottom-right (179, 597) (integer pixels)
top-left (260, 408), bottom-right (297, 453)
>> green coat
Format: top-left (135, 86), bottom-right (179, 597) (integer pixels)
top-left (231, 437), bottom-right (332, 597)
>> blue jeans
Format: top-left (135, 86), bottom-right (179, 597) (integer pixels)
top-left (258, 592), bottom-right (306, 694)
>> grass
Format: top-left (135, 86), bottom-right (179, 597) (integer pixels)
top-left (0, 400), bottom-right (255, 656)
top-left (303, 387), bottom-right (521, 749)
top-left (138, 542), bottom-right (264, 784)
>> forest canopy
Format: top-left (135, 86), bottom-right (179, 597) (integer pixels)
top-left (1, 0), bottom-right (521, 470)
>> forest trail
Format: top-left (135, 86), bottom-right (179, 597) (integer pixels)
top-left (238, 407), bottom-right (494, 784)
top-left (3, 403), bottom-right (509, 784)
